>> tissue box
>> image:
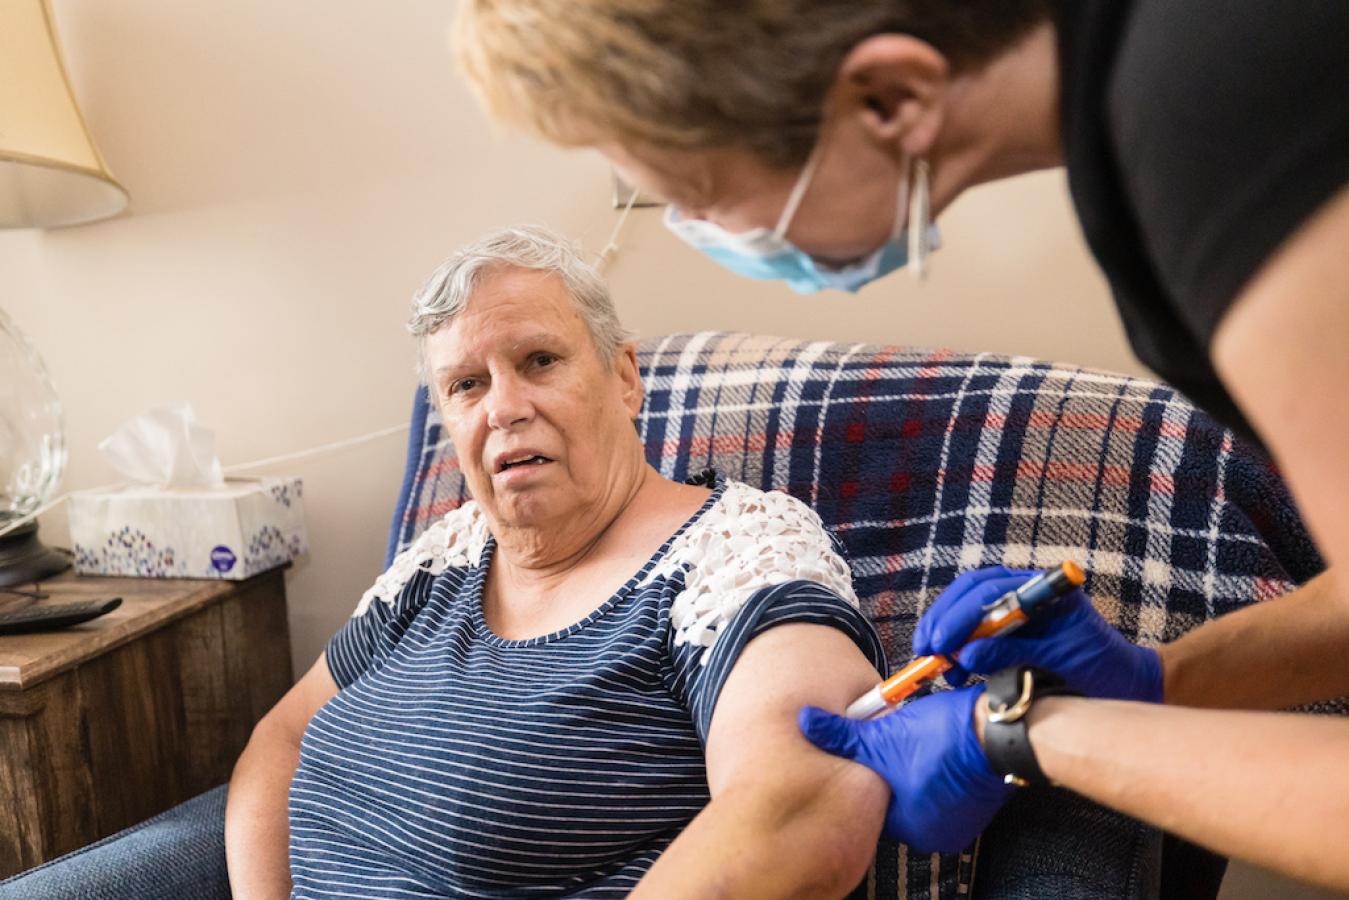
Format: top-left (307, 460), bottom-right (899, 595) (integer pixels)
top-left (69, 476), bottom-right (307, 580)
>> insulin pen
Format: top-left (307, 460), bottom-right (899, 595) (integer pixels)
top-left (845, 561), bottom-right (1086, 720)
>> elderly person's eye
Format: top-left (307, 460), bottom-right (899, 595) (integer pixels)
top-left (532, 352), bottom-right (559, 368)
top-left (449, 377), bottom-right (479, 396)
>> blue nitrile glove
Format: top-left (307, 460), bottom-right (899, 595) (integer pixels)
top-left (798, 687), bottom-right (1012, 852)
top-left (913, 566), bottom-right (1164, 703)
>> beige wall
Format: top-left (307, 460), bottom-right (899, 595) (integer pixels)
top-left (3, 0), bottom-right (1144, 673)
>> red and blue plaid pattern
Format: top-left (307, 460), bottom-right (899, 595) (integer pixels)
top-left (387, 331), bottom-right (1321, 898)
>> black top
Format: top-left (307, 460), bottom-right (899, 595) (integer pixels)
top-left (1057, 0), bottom-right (1349, 445)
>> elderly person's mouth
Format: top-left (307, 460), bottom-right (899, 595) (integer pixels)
top-left (492, 449), bottom-right (556, 481)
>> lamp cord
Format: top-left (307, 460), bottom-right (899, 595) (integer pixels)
top-left (222, 423), bottom-right (408, 473)
top-left (596, 187), bottom-right (640, 269)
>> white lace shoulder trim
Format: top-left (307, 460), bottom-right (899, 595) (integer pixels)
top-left (648, 481), bottom-right (858, 662)
top-left (353, 501), bottom-right (489, 617)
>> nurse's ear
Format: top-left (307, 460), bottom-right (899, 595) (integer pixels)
top-left (829, 34), bottom-right (949, 160)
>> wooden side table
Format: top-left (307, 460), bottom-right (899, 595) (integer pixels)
top-left (0, 568), bottom-right (293, 879)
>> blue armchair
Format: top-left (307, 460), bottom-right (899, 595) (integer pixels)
top-left (1, 332), bottom-right (1320, 899)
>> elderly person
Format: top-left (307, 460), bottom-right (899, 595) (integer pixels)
top-left (224, 225), bottom-right (892, 898)
top-left (451, 1), bottom-right (1349, 889)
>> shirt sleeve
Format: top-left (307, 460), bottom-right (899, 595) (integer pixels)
top-left (324, 566), bottom-right (441, 688)
top-left (668, 580), bottom-right (886, 744)
top-left (1108, 0), bottom-right (1349, 346)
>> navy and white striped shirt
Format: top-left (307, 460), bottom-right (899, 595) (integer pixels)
top-left (289, 480), bottom-right (884, 898)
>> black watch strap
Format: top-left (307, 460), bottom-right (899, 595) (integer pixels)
top-left (982, 666), bottom-right (1078, 788)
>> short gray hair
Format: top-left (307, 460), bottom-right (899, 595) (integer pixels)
top-left (408, 225), bottom-right (632, 380)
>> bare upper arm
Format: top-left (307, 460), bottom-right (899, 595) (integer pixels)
top-left (1212, 180), bottom-right (1349, 573)
top-left (254, 654), bottom-right (341, 747)
top-left (704, 622), bottom-right (887, 822)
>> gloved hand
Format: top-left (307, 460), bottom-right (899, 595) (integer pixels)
top-left (912, 566), bottom-right (1164, 703)
top-left (799, 687), bottom-right (1012, 852)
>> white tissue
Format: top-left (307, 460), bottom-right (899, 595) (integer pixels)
top-left (98, 403), bottom-right (226, 488)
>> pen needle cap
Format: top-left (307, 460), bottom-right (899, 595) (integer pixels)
top-left (1061, 560), bottom-right (1085, 587)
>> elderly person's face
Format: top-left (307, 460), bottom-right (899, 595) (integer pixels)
top-left (422, 266), bottom-right (644, 533)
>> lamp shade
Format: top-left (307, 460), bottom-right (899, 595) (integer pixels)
top-left (0, 0), bottom-right (127, 228)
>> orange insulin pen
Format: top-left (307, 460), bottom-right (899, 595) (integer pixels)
top-left (845, 561), bottom-right (1086, 720)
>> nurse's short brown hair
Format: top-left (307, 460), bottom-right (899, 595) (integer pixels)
top-left (454, 0), bottom-right (1055, 168)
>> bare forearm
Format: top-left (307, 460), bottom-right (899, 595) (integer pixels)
top-left (1159, 567), bottom-right (1349, 709)
top-left (225, 725), bottom-right (300, 900)
top-left (632, 763), bottom-right (885, 899)
top-left (1025, 697), bottom-right (1349, 891)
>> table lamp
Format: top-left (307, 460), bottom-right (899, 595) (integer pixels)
top-left (1, 0), bottom-right (129, 587)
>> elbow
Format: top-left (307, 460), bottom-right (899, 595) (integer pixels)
top-left (232, 715), bottom-right (276, 780)
top-left (777, 824), bottom-right (879, 899)
top-left (810, 822), bottom-right (882, 897)
top-left (762, 767), bottom-right (888, 897)
top-left (229, 712), bottom-right (303, 796)
top-left (807, 769), bottom-right (889, 894)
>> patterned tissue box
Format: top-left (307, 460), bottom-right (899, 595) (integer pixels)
top-left (68, 476), bottom-right (307, 580)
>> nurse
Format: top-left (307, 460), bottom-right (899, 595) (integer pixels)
top-left (452, 0), bottom-right (1349, 889)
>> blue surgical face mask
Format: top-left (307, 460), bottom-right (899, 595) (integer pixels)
top-left (664, 150), bottom-right (938, 294)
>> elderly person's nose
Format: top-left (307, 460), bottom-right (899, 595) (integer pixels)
top-left (484, 375), bottom-right (534, 430)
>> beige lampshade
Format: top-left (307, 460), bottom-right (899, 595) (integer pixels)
top-left (0, 0), bottom-right (128, 228)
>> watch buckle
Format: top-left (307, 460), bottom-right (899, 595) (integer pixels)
top-left (987, 669), bottom-right (1035, 724)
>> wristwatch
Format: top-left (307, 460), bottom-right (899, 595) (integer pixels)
top-left (981, 666), bottom-right (1079, 788)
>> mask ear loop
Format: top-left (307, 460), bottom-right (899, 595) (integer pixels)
top-left (772, 140), bottom-right (826, 241)
top-left (908, 157), bottom-right (931, 281)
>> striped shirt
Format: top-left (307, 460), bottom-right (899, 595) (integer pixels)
top-left (288, 479), bottom-right (884, 898)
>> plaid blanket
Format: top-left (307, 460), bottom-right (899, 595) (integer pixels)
top-left (387, 331), bottom-right (1322, 898)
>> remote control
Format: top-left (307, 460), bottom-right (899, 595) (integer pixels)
top-left (0, 598), bottom-right (123, 635)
